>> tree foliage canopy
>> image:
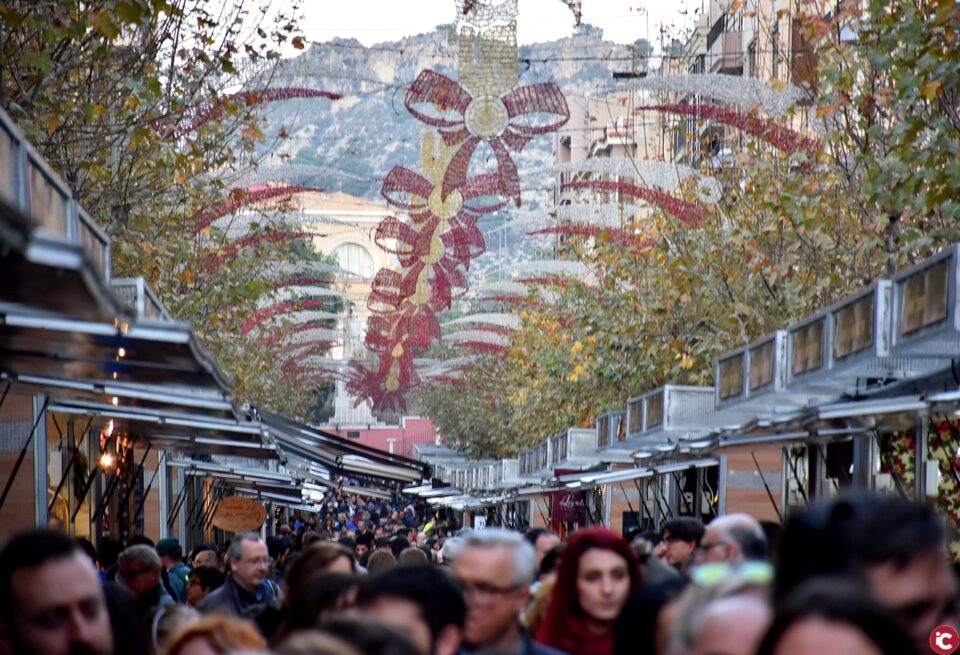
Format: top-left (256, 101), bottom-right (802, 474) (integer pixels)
top-left (1, 0), bottom-right (342, 417)
top-left (415, 0), bottom-right (960, 458)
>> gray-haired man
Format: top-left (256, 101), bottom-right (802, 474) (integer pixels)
top-left (453, 529), bottom-right (567, 655)
top-left (198, 532), bottom-right (279, 616)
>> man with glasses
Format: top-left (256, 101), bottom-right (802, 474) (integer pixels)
top-left (198, 532), bottom-right (279, 617)
top-left (653, 517), bottom-right (704, 575)
top-left (696, 514), bottom-right (768, 565)
top-left (453, 529), bottom-right (567, 655)
top-left (116, 544), bottom-right (174, 621)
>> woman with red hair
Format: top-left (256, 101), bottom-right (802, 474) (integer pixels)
top-left (535, 528), bottom-right (642, 655)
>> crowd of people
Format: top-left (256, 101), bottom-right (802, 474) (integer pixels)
top-left (0, 490), bottom-right (956, 655)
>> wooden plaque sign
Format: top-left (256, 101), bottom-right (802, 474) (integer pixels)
top-left (211, 496), bottom-right (267, 533)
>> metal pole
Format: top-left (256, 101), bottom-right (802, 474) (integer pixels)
top-left (133, 451), bottom-right (165, 530)
top-left (32, 395), bottom-right (49, 527)
top-left (717, 455), bottom-right (728, 516)
top-left (158, 451), bottom-right (169, 539)
top-left (752, 451), bottom-right (784, 524)
top-left (915, 417), bottom-right (929, 502)
top-left (0, 396), bottom-right (49, 512)
top-left (117, 444), bottom-right (152, 522)
top-left (72, 429), bottom-right (118, 523)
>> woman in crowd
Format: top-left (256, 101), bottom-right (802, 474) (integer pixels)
top-left (162, 615), bottom-right (266, 655)
top-left (755, 578), bottom-right (919, 655)
top-left (535, 528), bottom-right (641, 655)
top-left (271, 571), bottom-right (360, 645)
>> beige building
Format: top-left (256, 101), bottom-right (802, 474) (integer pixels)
top-left (292, 191), bottom-right (397, 427)
top-left (554, 93), bottom-right (665, 230)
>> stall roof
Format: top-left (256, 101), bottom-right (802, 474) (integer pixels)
top-left (7, 373), bottom-right (235, 417)
top-left (0, 213), bottom-right (126, 323)
top-left (48, 399), bottom-right (277, 459)
top-left (0, 307), bottom-right (233, 391)
top-left (259, 410), bottom-right (429, 474)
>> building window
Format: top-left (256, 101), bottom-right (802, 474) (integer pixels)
top-left (334, 243), bottom-right (374, 280)
top-left (347, 430), bottom-right (360, 439)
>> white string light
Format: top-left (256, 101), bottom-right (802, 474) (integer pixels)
top-left (257, 286), bottom-right (349, 308)
top-left (472, 281), bottom-right (528, 296)
top-left (632, 74), bottom-right (805, 118)
top-left (556, 158), bottom-right (722, 204)
top-left (442, 330), bottom-right (511, 347)
top-left (445, 312), bottom-right (521, 329)
top-left (453, 0), bottom-right (519, 28)
top-left (512, 260), bottom-right (591, 278)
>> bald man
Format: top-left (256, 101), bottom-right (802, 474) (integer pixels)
top-left (696, 513), bottom-right (768, 565)
top-left (690, 595), bottom-right (771, 655)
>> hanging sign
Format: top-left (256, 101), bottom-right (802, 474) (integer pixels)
top-left (552, 491), bottom-right (586, 524)
top-left (211, 496), bottom-right (267, 532)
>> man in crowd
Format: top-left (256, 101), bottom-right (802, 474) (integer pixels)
top-left (454, 529), bottom-right (565, 655)
top-left (524, 529), bottom-right (560, 571)
top-left (358, 565), bottom-right (465, 655)
top-left (0, 530), bottom-right (114, 655)
top-left (654, 517), bottom-right (704, 574)
top-left (116, 544), bottom-right (174, 620)
top-left (186, 565), bottom-right (225, 607)
top-left (198, 532), bottom-right (279, 616)
top-left (777, 493), bottom-right (960, 653)
top-left (696, 513), bottom-right (768, 565)
top-left (155, 538), bottom-right (191, 603)
top-left (355, 531), bottom-right (375, 567)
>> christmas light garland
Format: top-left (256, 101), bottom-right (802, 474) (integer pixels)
top-left (555, 157), bottom-right (722, 204)
top-left (632, 74), bottom-right (805, 118)
top-left (445, 312), bottom-right (521, 329)
top-left (193, 186), bottom-right (322, 235)
top-left (636, 103), bottom-right (820, 158)
top-left (175, 87), bottom-right (342, 136)
top-left (344, 5), bottom-right (569, 410)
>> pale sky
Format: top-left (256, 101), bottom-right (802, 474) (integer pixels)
top-left (287, 0), bottom-right (694, 51)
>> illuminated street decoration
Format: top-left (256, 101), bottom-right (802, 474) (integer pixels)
top-left (174, 87), bottom-right (342, 137)
top-left (347, 1), bottom-right (570, 410)
top-left (556, 157), bottom-right (721, 204)
top-left (636, 103), bottom-right (820, 158)
top-left (632, 74), bottom-right (804, 118)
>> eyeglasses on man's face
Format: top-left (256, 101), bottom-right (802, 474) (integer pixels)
top-left (460, 581), bottom-right (522, 603)
top-left (241, 556), bottom-right (273, 566)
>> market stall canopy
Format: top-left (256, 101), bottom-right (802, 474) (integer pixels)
top-left (0, 108), bottom-right (122, 323)
top-left (48, 399), bottom-right (278, 459)
top-left (259, 410), bottom-right (429, 483)
top-left (0, 309), bottom-right (233, 391)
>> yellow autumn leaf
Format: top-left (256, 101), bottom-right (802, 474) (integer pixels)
top-left (680, 353), bottom-right (695, 370)
top-left (921, 79), bottom-right (942, 101)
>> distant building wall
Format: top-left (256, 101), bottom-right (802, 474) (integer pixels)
top-left (323, 417), bottom-right (437, 458)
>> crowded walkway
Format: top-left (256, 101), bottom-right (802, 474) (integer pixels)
top-left (0, 489), bottom-right (953, 655)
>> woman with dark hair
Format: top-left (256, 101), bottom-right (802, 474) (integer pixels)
top-left (613, 577), bottom-right (686, 655)
top-left (755, 578), bottom-right (919, 655)
top-left (535, 528), bottom-right (641, 655)
top-left (271, 571), bottom-right (360, 645)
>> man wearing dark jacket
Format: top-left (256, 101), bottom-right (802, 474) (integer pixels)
top-left (156, 538), bottom-right (191, 603)
top-left (198, 532), bottom-right (279, 617)
top-left (116, 544), bottom-right (174, 622)
top-left (454, 530), bottom-right (568, 655)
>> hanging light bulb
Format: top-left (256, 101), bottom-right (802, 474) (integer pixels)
top-left (99, 452), bottom-right (115, 470)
